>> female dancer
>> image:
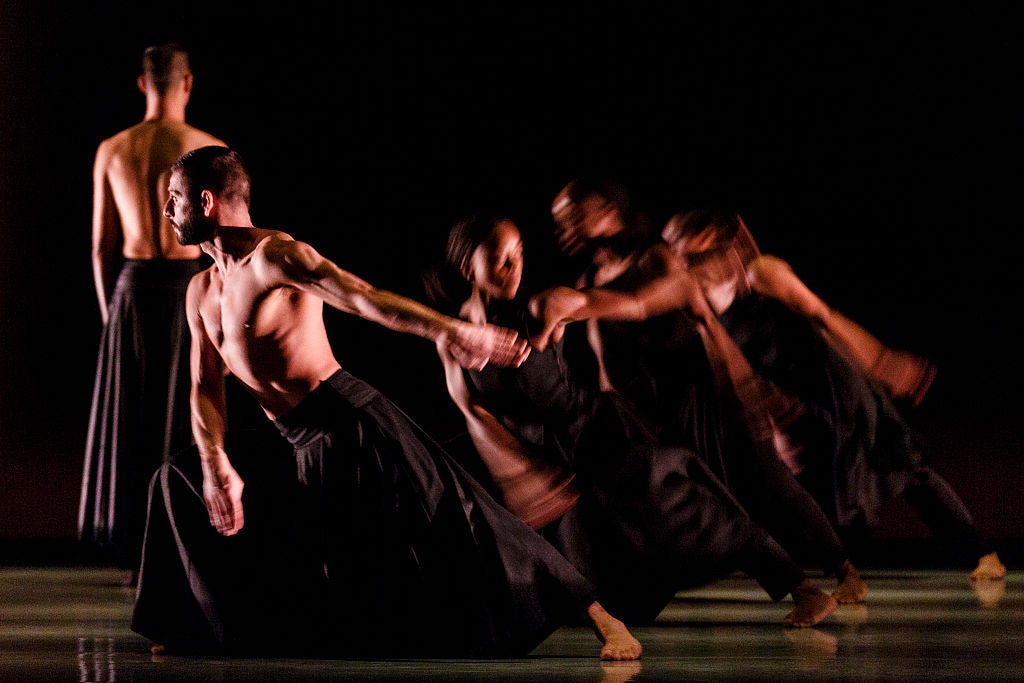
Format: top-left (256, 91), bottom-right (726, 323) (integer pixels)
top-left (426, 212), bottom-right (840, 627)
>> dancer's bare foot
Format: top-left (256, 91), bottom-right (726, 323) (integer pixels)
top-left (784, 579), bottom-right (838, 628)
top-left (969, 552), bottom-right (1006, 581)
top-left (831, 560), bottom-right (868, 604)
top-left (586, 601), bottom-right (642, 660)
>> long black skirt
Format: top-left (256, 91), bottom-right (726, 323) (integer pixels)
top-left (78, 258), bottom-right (204, 570)
top-left (541, 394), bottom-right (805, 624)
top-left (133, 370), bottom-right (599, 658)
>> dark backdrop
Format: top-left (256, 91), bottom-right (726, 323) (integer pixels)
top-left (1, 2), bottom-right (1020, 548)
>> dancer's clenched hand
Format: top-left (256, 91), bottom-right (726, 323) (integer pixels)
top-left (202, 457), bottom-right (245, 536)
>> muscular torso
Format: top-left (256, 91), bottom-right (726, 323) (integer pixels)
top-left (194, 237), bottom-right (342, 418)
top-left (100, 120), bottom-right (223, 259)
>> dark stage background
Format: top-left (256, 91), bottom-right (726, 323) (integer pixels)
top-left (1, 3), bottom-right (1020, 553)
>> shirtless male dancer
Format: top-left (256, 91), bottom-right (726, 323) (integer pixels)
top-left (138, 145), bottom-right (641, 659)
top-left (80, 43), bottom-right (226, 586)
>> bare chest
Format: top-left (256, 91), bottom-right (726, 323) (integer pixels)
top-left (201, 272), bottom-right (301, 361)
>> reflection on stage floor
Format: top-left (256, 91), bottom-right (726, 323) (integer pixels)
top-left (1, 565), bottom-right (1021, 682)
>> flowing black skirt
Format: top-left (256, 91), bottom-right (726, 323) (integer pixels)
top-left (78, 258), bottom-right (204, 569)
top-left (133, 370), bottom-right (599, 658)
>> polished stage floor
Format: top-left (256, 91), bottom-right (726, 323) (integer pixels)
top-left (2, 564), bottom-right (1021, 682)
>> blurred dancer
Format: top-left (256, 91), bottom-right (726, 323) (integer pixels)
top-left (425, 212), bottom-right (840, 627)
top-left (80, 43), bottom-right (226, 586)
top-left (660, 208), bottom-right (1005, 581)
top-left (535, 177), bottom-right (868, 604)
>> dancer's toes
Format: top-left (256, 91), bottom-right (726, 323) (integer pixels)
top-left (784, 579), bottom-right (838, 628)
top-left (831, 561), bottom-right (868, 604)
top-left (970, 552), bottom-right (1006, 581)
top-left (588, 602), bottom-right (643, 660)
top-left (599, 630), bottom-right (643, 661)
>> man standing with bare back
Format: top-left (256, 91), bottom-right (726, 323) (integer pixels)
top-left (79, 43), bottom-right (226, 587)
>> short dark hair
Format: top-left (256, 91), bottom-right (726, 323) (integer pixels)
top-left (172, 146), bottom-right (251, 209)
top-left (560, 176), bottom-right (652, 255)
top-left (142, 42), bottom-right (191, 95)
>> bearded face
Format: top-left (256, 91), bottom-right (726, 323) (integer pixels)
top-left (165, 170), bottom-right (215, 246)
top-left (172, 199), bottom-right (214, 246)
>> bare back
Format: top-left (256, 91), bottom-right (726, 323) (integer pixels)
top-left (97, 121), bottom-right (224, 260)
top-left (189, 233), bottom-right (342, 419)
